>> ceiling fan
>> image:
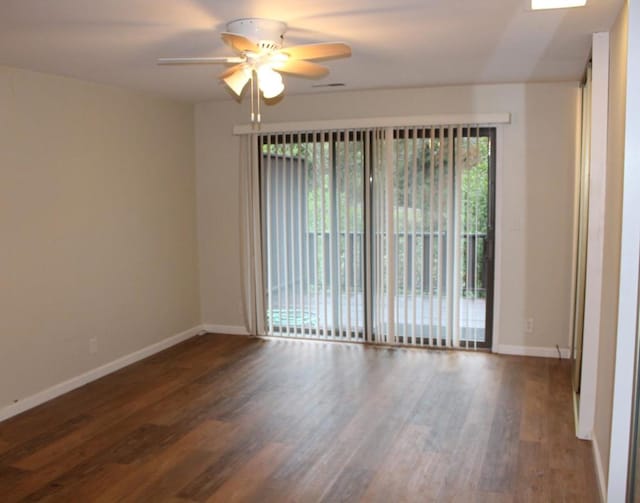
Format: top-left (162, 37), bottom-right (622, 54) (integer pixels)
top-left (158, 18), bottom-right (351, 122)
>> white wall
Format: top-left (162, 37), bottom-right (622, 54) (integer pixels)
top-left (195, 82), bottom-right (579, 351)
top-left (0, 66), bottom-right (201, 411)
top-left (607, 0), bottom-right (640, 498)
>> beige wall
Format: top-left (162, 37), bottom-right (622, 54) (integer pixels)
top-left (0, 66), bottom-right (200, 410)
top-left (593, 2), bottom-right (628, 484)
top-left (195, 82), bottom-right (579, 350)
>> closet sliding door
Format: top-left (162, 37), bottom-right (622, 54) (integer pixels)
top-left (571, 66), bottom-right (592, 392)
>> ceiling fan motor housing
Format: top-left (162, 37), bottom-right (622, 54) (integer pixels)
top-left (226, 18), bottom-right (287, 50)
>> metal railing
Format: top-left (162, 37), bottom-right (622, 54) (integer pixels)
top-left (300, 231), bottom-right (487, 296)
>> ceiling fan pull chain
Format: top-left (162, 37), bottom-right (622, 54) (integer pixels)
top-left (250, 71), bottom-right (255, 124)
top-left (257, 77), bottom-right (262, 124)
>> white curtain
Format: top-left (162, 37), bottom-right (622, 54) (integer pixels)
top-left (241, 124), bottom-right (493, 349)
top-left (239, 134), bottom-right (265, 336)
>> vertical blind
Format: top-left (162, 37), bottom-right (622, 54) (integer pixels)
top-left (261, 131), bottom-right (366, 340)
top-left (258, 125), bottom-right (494, 349)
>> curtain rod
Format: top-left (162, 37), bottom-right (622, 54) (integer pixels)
top-left (233, 113), bottom-right (511, 135)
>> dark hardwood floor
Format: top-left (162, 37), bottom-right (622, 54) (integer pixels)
top-left (0, 333), bottom-right (598, 502)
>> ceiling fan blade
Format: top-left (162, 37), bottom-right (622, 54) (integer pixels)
top-left (279, 43), bottom-right (351, 61)
top-left (158, 57), bottom-right (243, 65)
top-left (221, 32), bottom-right (260, 53)
top-left (219, 63), bottom-right (247, 79)
top-left (223, 68), bottom-right (251, 96)
top-left (273, 59), bottom-right (329, 78)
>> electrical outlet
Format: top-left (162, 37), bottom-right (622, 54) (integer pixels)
top-left (89, 337), bottom-right (98, 354)
top-left (525, 318), bottom-right (534, 334)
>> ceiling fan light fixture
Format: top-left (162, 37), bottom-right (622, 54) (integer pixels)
top-left (531, 0), bottom-right (586, 10)
top-left (271, 52), bottom-right (289, 64)
top-left (224, 67), bottom-right (251, 96)
top-left (257, 66), bottom-right (285, 99)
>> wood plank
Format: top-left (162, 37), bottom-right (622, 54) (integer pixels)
top-left (176, 434), bottom-right (268, 501)
top-left (0, 333), bottom-right (244, 450)
top-left (519, 367), bottom-right (548, 443)
top-left (33, 463), bottom-right (131, 503)
top-left (0, 334), bottom-right (600, 502)
top-left (94, 419), bottom-right (238, 502)
top-left (0, 465), bottom-right (30, 492)
top-left (206, 442), bottom-right (291, 502)
top-left (11, 337), bottom-right (253, 472)
top-left (433, 358), bottom-right (503, 500)
top-left (515, 440), bottom-right (550, 502)
top-left (319, 467), bottom-right (376, 503)
top-left (0, 414), bottom-right (91, 467)
top-left (360, 423), bottom-right (438, 502)
top-left (464, 491), bottom-right (515, 503)
top-left (478, 358), bottom-right (524, 493)
top-left (11, 370), bottom-right (186, 471)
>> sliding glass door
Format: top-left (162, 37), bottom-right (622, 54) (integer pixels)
top-left (260, 132), bottom-right (366, 339)
top-left (259, 126), bottom-right (495, 349)
top-left (385, 127), bottom-right (495, 348)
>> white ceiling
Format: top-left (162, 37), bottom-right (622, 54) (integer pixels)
top-left (0, 0), bottom-right (623, 103)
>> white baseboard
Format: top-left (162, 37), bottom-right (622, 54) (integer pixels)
top-left (573, 391), bottom-right (593, 440)
top-left (496, 344), bottom-right (571, 359)
top-left (592, 432), bottom-right (607, 503)
top-left (202, 324), bottom-right (250, 336)
top-left (573, 391), bottom-right (589, 439)
top-left (0, 324), bottom-right (204, 423)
